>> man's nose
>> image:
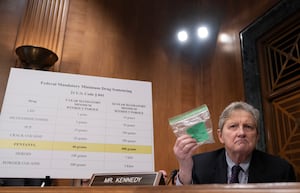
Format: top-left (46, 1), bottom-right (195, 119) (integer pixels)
top-left (237, 125), bottom-right (246, 136)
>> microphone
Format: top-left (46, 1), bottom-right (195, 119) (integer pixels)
top-left (166, 169), bottom-right (178, 185)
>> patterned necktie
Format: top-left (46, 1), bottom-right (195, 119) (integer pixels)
top-left (230, 165), bottom-right (242, 183)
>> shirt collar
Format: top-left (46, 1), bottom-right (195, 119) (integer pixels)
top-left (225, 151), bottom-right (251, 172)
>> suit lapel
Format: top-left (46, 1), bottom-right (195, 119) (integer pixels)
top-left (248, 150), bottom-right (264, 183)
top-left (213, 149), bottom-right (228, 183)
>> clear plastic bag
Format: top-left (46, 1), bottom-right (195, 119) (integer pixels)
top-left (168, 104), bottom-right (215, 145)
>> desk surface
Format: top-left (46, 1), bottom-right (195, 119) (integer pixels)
top-left (0, 183), bottom-right (300, 193)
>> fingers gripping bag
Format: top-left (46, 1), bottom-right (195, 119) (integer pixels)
top-left (168, 104), bottom-right (215, 145)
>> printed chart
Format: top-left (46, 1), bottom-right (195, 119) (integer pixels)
top-left (0, 68), bottom-right (154, 179)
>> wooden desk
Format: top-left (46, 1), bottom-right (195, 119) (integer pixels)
top-left (0, 183), bottom-right (300, 193)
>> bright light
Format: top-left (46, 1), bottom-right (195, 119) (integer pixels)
top-left (197, 26), bottom-right (208, 39)
top-left (177, 30), bottom-right (188, 42)
top-left (218, 33), bottom-right (232, 43)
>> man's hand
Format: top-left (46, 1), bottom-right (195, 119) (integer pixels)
top-left (173, 134), bottom-right (200, 184)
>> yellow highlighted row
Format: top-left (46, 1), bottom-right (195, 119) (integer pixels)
top-left (0, 139), bottom-right (152, 154)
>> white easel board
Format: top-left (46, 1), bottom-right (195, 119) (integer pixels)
top-left (0, 68), bottom-right (154, 179)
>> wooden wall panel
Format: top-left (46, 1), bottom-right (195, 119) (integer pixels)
top-left (257, 10), bottom-right (300, 179)
top-left (61, 0), bottom-right (279, 176)
top-left (0, 0), bottom-right (278, 185)
top-left (0, 0), bottom-right (27, 111)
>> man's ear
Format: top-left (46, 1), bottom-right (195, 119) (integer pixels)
top-left (217, 128), bottom-right (224, 144)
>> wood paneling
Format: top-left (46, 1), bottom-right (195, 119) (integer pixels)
top-left (0, 0), bottom-right (27, 111)
top-left (257, 9), bottom-right (300, 180)
top-left (61, 0), bottom-right (278, 175)
top-left (0, 0), bottom-right (279, 184)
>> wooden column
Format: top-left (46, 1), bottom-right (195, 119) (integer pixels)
top-left (15, 0), bottom-right (70, 71)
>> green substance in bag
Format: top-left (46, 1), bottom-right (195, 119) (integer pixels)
top-left (187, 122), bottom-right (209, 142)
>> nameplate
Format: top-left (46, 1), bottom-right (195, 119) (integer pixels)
top-left (89, 172), bottom-right (165, 186)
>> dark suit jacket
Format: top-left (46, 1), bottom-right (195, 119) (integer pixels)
top-left (192, 148), bottom-right (296, 184)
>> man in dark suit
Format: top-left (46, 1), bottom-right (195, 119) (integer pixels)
top-left (173, 101), bottom-right (296, 184)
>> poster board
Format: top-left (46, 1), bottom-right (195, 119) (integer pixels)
top-left (0, 68), bottom-right (154, 179)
